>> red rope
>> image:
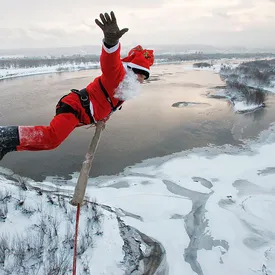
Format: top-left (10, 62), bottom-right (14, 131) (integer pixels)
top-left (73, 204), bottom-right (81, 275)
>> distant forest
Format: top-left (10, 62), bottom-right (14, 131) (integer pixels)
top-left (217, 58), bottom-right (275, 107)
top-left (0, 52), bottom-right (275, 69)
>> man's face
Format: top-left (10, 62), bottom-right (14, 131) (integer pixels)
top-left (136, 74), bottom-right (146, 83)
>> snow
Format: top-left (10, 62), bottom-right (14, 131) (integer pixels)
top-left (1, 122), bottom-right (275, 274)
top-left (90, 211), bottom-right (125, 275)
top-left (0, 55), bottom-right (25, 59)
top-left (183, 61), bottom-right (241, 74)
top-left (264, 81), bottom-right (275, 93)
top-left (233, 101), bottom-right (264, 113)
top-left (0, 180), bottom-right (125, 274)
top-left (0, 62), bottom-right (100, 80)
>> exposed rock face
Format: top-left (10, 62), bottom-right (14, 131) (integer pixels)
top-left (117, 217), bottom-right (168, 275)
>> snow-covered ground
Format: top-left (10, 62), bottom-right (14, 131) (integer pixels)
top-left (1, 123), bottom-right (275, 274)
top-left (233, 102), bottom-right (265, 113)
top-left (263, 81), bottom-right (275, 93)
top-left (203, 61), bottom-right (275, 113)
top-left (0, 62), bottom-right (100, 80)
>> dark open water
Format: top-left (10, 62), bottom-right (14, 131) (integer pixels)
top-left (1, 64), bottom-right (275, 181)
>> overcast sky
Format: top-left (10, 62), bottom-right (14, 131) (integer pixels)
top-left (1, 0), bottom-right (275, 49)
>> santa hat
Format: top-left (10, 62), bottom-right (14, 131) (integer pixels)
top-left (121, 45), bottom-right (154, 79)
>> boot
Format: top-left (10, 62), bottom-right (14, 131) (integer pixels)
top-left (0, 126), bottom-right (20, 160)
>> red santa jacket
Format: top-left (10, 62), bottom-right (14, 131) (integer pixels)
top-left (62, 42), bottom-right (125, 124)
top-left (86, 43), bottom-right (125, 121)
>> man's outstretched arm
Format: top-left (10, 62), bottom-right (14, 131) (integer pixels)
top-left (95, 11), bottom-right (128, 81)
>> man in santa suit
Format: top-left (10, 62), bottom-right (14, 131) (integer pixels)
top-left (0, 11), bottom-right (154, 160)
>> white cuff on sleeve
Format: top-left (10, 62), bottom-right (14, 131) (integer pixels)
top-left (102, 40), bottom-right (120, 54)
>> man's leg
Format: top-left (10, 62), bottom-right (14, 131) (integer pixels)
top-left (16, 113), bottom-right (79, 151)
top-left (0, 113), bottom-right (79, 160)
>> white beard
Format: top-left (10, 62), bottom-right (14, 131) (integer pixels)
top-left (114, 67), bottom-right (141, 101)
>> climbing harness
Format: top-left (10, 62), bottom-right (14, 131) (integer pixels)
top-left (56, 89), bottom-right (95, 125)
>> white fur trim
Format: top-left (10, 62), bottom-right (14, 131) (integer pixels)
top-left (102, 40), bottom-right (120, 54)
top-left (89, 102), bottom-right (96, 122)
top-left (127, 62), bottom-right (150, 73)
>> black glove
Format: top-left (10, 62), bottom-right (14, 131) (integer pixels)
top-left (95, 11), bottom-right (129, 47)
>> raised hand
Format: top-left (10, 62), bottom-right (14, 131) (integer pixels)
top-left (95, 11), bottom-right (129, 46)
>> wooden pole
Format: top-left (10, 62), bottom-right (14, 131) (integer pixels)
top-left (70, 120), bottom-right (105, 206)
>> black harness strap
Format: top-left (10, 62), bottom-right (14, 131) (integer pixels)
top-left (98, 78), bottom-right (123, 112)
top-left (55, 89), bottom-right (95, 125)
top-left (56, 101), bottom-right (79, 118)
top-left (71, 88), bottom-right (95, 124)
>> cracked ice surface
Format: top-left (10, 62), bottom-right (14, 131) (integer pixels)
top-left (79, 123), bottom-right (275, 274)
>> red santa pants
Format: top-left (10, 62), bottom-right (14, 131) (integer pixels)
top-left (16, 93), bottom-right (91, 151)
